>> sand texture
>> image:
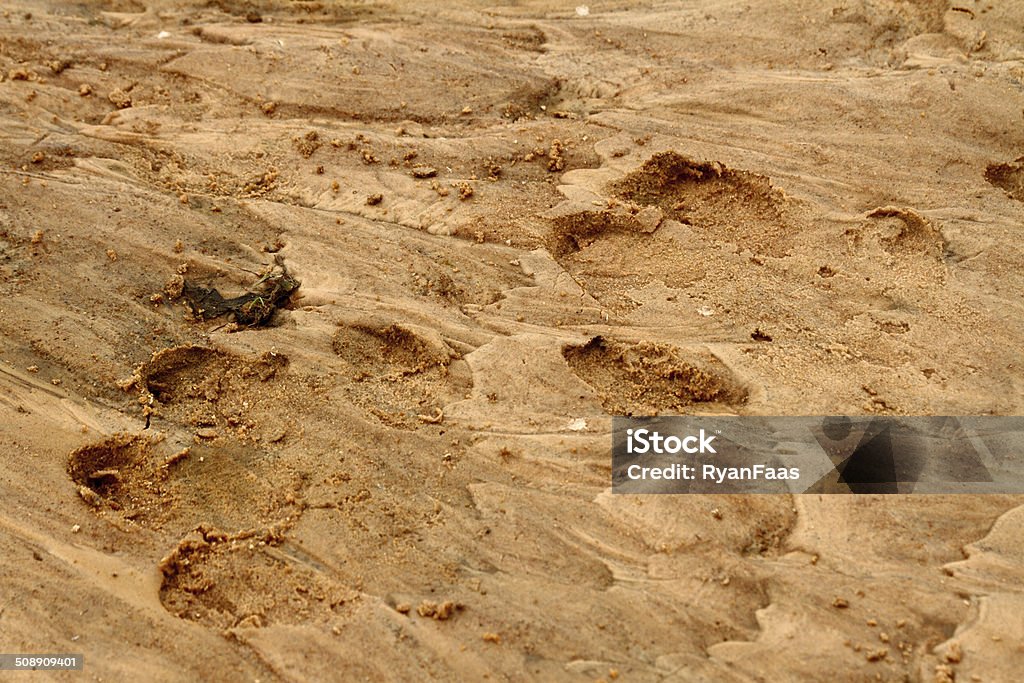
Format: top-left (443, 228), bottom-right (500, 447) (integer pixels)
top-left (2, 0), bottom-right (1024, 680)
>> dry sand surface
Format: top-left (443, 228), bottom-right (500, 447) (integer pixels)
top-left (2, 0), bottom-right (1024, 680)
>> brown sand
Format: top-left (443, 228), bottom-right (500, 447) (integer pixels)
top-left (1, 0), bottom-right (1023, 680)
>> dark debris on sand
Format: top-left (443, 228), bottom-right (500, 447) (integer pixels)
top-left (178, 258), bottom-right (300, 327)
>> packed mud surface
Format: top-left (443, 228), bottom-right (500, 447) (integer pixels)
top-left (2, 1), bottom-right (1023, 681)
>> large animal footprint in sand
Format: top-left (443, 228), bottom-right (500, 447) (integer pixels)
top-left (609, 151), bottom-right (794, 255)
top-left (68, 435), bottom-right (353, 630)
top-left (564, 336), bottom-right (746, 415)
top-left (67, 431), bottom-right (303, 530)
top-left (133, 345), bottom-right (302, 444)
top-left (158, 525), bottom-right (357, 630)
top-left (67, 432), bottom-right (333, 630)
top-left (331, 321), bottom-right (472, 428)
top-left (549, 151), bottom-right (795, 255)
top-left (546, 152), bottom-right (802, 312)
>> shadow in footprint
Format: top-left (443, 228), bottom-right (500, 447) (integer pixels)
top-left (985, 157), bottom-right (1024, 202)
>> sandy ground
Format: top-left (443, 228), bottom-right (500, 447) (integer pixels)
top-left (2, 0), bottom-right (1024, 680)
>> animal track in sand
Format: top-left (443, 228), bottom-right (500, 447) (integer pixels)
top-left (545, 152), bottom-right (804, 312)
top-left (158, 525), bottom-right (356, 630)
top-left (609, 151), bottom-right (796, 257)
top-left (863, 206), bottom-right (946, 259)
top-left (563, 336), bottom-right (746, 415)
top-left (68, 433), bottom-right (324, 630)
top-left (331, 322), bottom-right (472, 429)
top-left (68, 430), bottom-right (305, 525)
top-left (134, 345), bottom-right (305, 444)
top-left (545, 202), bottom-right (704, 312)
top-left (840, 206), bottom-right (948, 286)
